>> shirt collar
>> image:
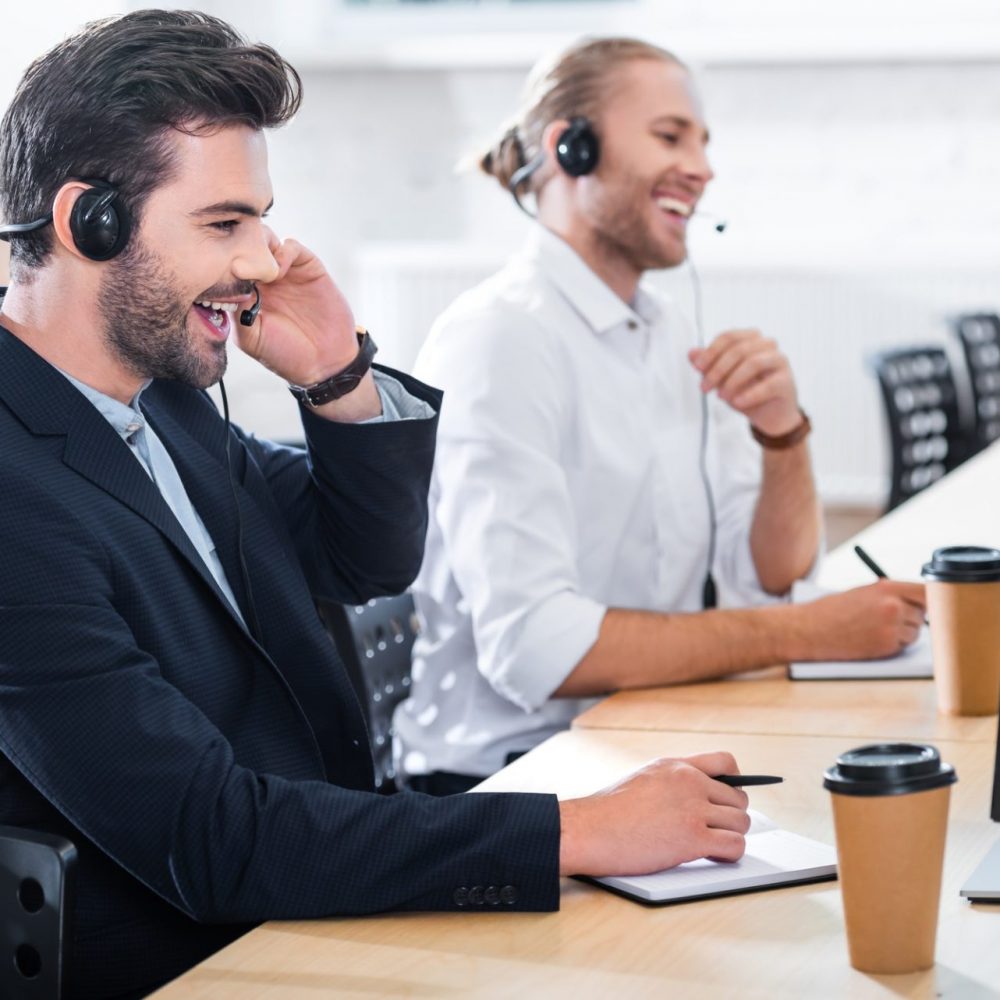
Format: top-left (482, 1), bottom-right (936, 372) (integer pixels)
top-left (57, 369), bottom-right (152, 442)
top-left (524, 225), bottom-right (664, 334)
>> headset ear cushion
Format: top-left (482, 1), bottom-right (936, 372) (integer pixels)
top-left (555, 117), bottom-right (600, 177)
top-left (70, 186), bottom-right (131, 261)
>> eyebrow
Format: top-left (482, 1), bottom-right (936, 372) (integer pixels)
top-left (190, 198), bottom-right (274, 218)
top-left (651, 115), bottom-right (711, 144)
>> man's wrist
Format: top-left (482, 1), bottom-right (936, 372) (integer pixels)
top-left (288, 327), bottom-right (377, 408)
top-left (750, 408), bottom-right (811, 450)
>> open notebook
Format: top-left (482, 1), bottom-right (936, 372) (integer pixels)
top-left (787, 581), bottom-right (933, 681)
top-left (589, 810), bottom-right (837, 904)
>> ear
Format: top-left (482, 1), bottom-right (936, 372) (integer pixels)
top-left (540, 119), bottom-right (572, 164)
top-left (50, 182), bottom-right (97, 261)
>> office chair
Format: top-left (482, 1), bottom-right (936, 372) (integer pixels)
top-left (0, 825), bottom-right (76, 1000)
top-left (317, 594), bottom-right (419, 793)
top-left (951, 313), bottom-right (1000, 453)
top-left (869, 346), bottom-right (968, 511)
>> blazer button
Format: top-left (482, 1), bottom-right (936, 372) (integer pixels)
top-left (468, 885), bottom-right (485, 905)
top-left (484, 885), bottom-right (500, 905)
top-left (453, 886), bottom-right (469, 907)
top-left (500, 884), bottom-right (518, 905)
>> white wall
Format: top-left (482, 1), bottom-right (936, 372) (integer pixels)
top-left (4, 3), bottom-right (1000, 502)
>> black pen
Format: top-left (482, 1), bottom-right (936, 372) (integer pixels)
top-left (854, 544), bottom-right (887, 579)
top-left (854, 544), bottom-right (929, 624)
top-left (713, 774), bottom-right (783, 787)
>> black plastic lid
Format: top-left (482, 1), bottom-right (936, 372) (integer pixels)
top-left (921, 546), bottom-right (1000, 583)
top-left (823, 743), bottom-right (957, 797)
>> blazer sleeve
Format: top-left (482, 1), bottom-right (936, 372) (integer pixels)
top-left (233, 366), bottom-right (443, 604)
top-left (0, 467), bottom-right (561, 922)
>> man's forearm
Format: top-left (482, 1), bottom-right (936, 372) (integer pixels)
top-left (749, 441), bottom-right (821, 594)
top-left (551, 603), bottom-right (809, 697)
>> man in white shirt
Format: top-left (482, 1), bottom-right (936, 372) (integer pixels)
top-left (395, 37), bottom-right (924, 792)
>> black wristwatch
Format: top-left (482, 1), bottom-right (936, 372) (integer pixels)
top-left (288, 327), bottom-right (378, 407)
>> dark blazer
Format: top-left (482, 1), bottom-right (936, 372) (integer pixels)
top-left (0, 326), bottom-right (560, 1000)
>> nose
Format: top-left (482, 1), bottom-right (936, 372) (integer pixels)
top-left (684, 142), bottom-right (714, 187)
top-left (231, 224), bottom-right (280, 284)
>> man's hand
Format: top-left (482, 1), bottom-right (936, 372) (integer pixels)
top-left (558, 752), bottom-right (750, 877)
top-left (235, 234), bottom-right (381, 421)
top-left (791, 580), bottom-right (926, 661)
top-left (689, 329), bottom-right (801, 437)
top-left (234, 235), bottom-right (360, 385)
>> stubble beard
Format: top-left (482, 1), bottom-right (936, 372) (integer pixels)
top-left (98, 241), bottom-right (228, 390)
top-left (587, 171), bottom-right (688, 276)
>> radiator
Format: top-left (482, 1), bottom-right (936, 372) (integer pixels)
top-left (356, 241), bottom-right (999, 508)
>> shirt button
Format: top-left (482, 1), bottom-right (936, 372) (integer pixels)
top-left (500, 885), bottom-right (518, 905)
top-left (453, 886), bottom-right (469, 907)
top-left (468, 885), bottom-right (485, 906)
top-left (484, 885), bottom-right (500, 905)
top-left (626, 320), bottom-right (639, 331)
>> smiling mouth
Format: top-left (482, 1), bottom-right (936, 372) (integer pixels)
top-left (192, 299), bottom-right (239, 331)
top-left (655, 196), bottom-right (693, 219)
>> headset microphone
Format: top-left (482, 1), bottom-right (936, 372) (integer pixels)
top-left (695, 211), bottom-right (728, 233)
top-left (239, 286), bottom-right (261, 327)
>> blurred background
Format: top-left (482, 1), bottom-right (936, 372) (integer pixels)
top-left (4, 0), bottom-right (1000, 534)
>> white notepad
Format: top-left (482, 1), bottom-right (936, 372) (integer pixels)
top-left (787, 581), bottom-right (933, 681)
top-left (591, 811), bottom-right (837, 904)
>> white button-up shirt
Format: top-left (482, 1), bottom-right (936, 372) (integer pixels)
top-left (395, 226), bottom-right (780, 779)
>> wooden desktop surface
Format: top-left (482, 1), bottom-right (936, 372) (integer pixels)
top-left (153, 728), bottom-right (1000, 999)
top-left (576, 440), bottom-right (1000, 740)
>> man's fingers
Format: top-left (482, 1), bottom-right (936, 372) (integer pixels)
top-left (729, 372), bottom-right (790, 411)
top-left (705, 828), bottom-right (747, 863)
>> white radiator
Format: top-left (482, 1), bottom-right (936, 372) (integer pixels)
top-left (356, 241), bottom-right (1000, 508)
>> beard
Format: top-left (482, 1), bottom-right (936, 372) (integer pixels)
top-left (98, 241), bottom-right (228, 390)
top-left (585, 170), bottom-right (689, 274)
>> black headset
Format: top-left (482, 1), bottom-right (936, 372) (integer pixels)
top-left (0, 179), bottom-right (132, 261)
top-left (508, 116), bottom-right (601, 215)
top-left (554, 116), bottom-right (600, 177)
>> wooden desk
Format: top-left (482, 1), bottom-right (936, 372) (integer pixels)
top-left (574, 669), bottom-right (998, 743)
top-left (152, 729), bottom-right (1000, 999)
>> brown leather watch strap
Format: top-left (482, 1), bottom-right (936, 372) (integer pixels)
top-left (288, 327), bottom-right (377, 408)
top-left (750, 408), bottom-right (811, 450)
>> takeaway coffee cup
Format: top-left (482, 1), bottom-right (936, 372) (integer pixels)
top-left (921, 546), bottom-right (1000, 716)
top-left (824, 743), bottom-right (956, 974)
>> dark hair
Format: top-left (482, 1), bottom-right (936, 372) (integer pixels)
top-left (0, 9), bottom-right (302, 273)
top-left (480, 36), bottom-right (683, 192)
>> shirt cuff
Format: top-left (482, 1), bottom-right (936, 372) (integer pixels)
top-left (359, 371), bottom-right (437, 425)
top-left (486, 591), bottom-right (607, 712)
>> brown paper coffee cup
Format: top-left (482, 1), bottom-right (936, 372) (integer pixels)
top-left (925, 579), bottom-right (1000, 715)
top-left (831, 784), bottom-right (950, 973)
top-left (825, 743), bottom-right (956, 975)
top-left (921, 547), bottom-right (1000, 716)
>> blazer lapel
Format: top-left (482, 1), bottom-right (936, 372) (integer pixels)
top-left (0, 327), bottom-right (249, 634)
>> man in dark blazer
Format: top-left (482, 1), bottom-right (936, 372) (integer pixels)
top-left (0, 11), bottom-right (751, 999)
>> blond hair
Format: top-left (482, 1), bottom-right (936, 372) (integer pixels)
top-left (479, 36), bottom-right (684, 192)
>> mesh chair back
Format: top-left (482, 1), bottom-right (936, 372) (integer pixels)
top-left (951, 313), bottom-right (1000, 452)
top-left (0, 826), bottom-right (75, 1000)
top-left (870, 346), bottom-right (967, 511)
top-left (317, 594), bottom-right (418, 793)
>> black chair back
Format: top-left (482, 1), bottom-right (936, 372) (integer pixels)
top-left (317, 594), bottom-right (418, 793)
top-left (951, 313), bottom-right (1000, 452)
top-left (0, 826), bottom-right (75, 1000)
top-left (869, 346), bottom-right (968, 511)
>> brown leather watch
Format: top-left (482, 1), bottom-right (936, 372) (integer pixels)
top-left (750, 408), bottom-right (811, 450)
top-left (288, 327), bottom-right (378, 408)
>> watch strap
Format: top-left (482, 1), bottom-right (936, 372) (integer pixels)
top-left (288, 327), bottom-right (377, 407)
top-left (751, 408), bottom-right (811, 450)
